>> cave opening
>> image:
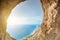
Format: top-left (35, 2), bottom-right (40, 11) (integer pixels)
top-left (6, 0), bottom-right (43, 40)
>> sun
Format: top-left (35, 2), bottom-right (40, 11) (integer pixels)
top-left (7, 15), bottom-right (28, 25)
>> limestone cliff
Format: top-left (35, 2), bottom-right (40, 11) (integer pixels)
top-left (23, 0), bottom-right (60, 40)
top-left (0, 0), bottom-right (25, 40)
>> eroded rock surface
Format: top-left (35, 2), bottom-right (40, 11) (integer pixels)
top-left (23, 0), bottom-right (60, 40)
top-left (0, 0), bottom-right (60, 40)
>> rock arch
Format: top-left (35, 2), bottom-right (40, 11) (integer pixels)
top-left (0, 0), bottom-right (60, 40)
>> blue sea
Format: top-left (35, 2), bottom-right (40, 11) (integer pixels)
top-left (7, 24), bottom-right (39, 40)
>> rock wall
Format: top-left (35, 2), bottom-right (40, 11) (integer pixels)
top-left (0, 0), bottom-right (60, 40)
top-left (0, 0), bottom-right (25, 40)
top-left (23, 0), bottom-right (60, 40)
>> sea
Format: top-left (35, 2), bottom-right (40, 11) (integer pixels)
top-left (7, 24), bottom-right (39, 40)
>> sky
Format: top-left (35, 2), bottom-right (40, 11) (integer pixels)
top-left (6, 0), bottom-right (43, 40)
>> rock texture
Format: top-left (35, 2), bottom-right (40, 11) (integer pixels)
top-left (23, 0), bottom-right (60, 40)
top-left (0, 0), bottom-right (25, 40)
top-left (0, 0), bottom-right (60, 40)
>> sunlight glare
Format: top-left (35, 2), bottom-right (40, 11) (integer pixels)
top-left (7, 16), bottom-right (28, 25)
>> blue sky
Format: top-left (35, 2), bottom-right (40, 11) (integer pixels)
top-left (6, 0), bottom-right (43, 40)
